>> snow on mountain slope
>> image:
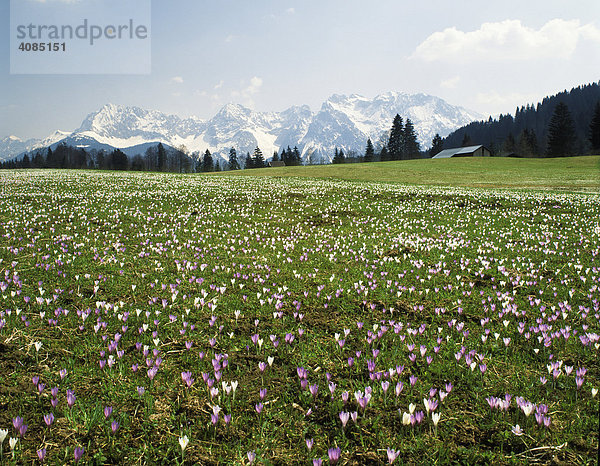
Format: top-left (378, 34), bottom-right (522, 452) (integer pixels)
top-left (2, 93), bottom-right (482, 163)
top-left (0, 131), bottom-right (71, 162)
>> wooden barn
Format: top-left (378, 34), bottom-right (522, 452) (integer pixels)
top-left (268, 160), bottom-right (286, 167)
top-left (432, 145), bottom-right (491, 159)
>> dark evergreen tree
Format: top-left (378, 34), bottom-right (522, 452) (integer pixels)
top-left (244, 152), bottom-right (253, 169)
top-left (364, 138), bottom-right (375, 162)
top-left (111, 149), bottom-right (129, 170)
top-left (589, 100), bottom-right (600, 152)
top-left (503, 133), bottom-right (517, 154)
top-left (430, 133), bottom-right (443, 158)
top-left (388, 114), bottom-right (404, 160)
top-left (157, 143), bottom-right (167, 171)
top-left (403, 119), bottom-right (420, 159)
top-left (379, 146), bottom-right (390, 161)
top-left (332, 147), bottom-right (345, 164)
top-left (202, 149), bottom-right (214, 172)
top-left (21, 154), bottom-right (31, 168)
top-left (131, 154), bottom-right (144, 171)
top-left (546, 102), bottom-right (577, 156)
top-left (228, 147), bottom-right (240, 170)
top-left (214, 160), bottom-right (221, 172)
top-left (461, 133), bottom-right (474, 147)
top-left (517, 129), bottom-right (539, 157)
top-left (292, 146), bottom-right (302, 166)
top-left (527, 129), bottom-right (539, 156)
top-left (272, 150), bottom-right (279, 162)
top-left (33, 151), bottom-right (44, 168)
top-left (252, 147), bottom-right (265, 168)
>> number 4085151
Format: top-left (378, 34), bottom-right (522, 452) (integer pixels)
top-left (18, 42), bottom-right (66, 52)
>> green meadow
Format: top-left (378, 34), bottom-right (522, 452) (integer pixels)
top-left (231, 156), bottom-right (600, 192)
top-left (0, 160), bottom-right (598, 465)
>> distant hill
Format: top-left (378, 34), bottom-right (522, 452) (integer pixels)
top-left (441, 82), bottom-right (600, 156)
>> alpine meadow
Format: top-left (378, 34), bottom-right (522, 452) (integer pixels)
top-left (0, 158), bottom-right (598, 464)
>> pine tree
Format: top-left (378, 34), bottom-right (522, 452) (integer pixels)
top-left (461, 133), bottom-right (473, 147)
top-left (364, 138), bottom-right (375, 162)
top-left (112, 149), bottom-right (129, 170)
top-left (252, 147), bottom-right (265, 168)
top-left (202, 149), bottom-right (214, 172)
top-left (430, 134), bottom-right (443, 158)
top-left (272, 150), bottom-right (279, 162)
top-left (403, 119), bottom-right (420, 159)
top-left (228, 147), bottom-right (240, 170)
top-left (388, 114), bottom-right (404, 160)
top-left (244, 152), bottom-right (253, 169)
top-left (157, 143), bottom-right (167, 171)
top-left (332, 147), bottom-right (345, 164)
top-left (292, 146), bottom-right (301, 166)
top-left (589, 100), bottom-right (600, 152)
top-left (379, 146), bottom-right (390, 161)
top-left (517, 129), bottom-right (539, 157)
top-left (546, 102), bottom-right (577, 156)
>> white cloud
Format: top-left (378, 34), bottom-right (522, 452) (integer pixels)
top-left (214, 80), bottom-right (224, 90)
top-left (412, 19), bottom-right (600, 62)
top-left (225, 34), bottom-right (236, 43)
top-left (230, 76), bottom-right (263, 107)
top-left (286, 7), bottom-right (296, 14)
top-left (248, 76), bottom-right (263, 94)
top-left (440, 76), bottom-right (460, 89)
top-left (171, 76), bottom-right (184, 84)
top-left (475, 91), bottom-right (541, 114)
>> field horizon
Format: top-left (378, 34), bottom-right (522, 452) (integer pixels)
top-left (220, 155), bottom-right (600, 193)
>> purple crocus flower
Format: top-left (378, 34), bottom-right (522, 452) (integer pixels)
top-left (12, 416), bottom-right (23, 431)
top-left (328, 447), bottom-right (341, 465)
top-left (66, 389), bottom-right (76, 408)
top-left (74, 446), bottom-right (85, 463)
top-left (43, 413), bottom-right (54, 426)
top-left (306, 438), bottom-right (314, 450)
top-left (387, 448), bottom-right (400, 464)
top-left (37, 448), bottom-right (47, 462)
top-left (339, 411), bottom-right (350, 428)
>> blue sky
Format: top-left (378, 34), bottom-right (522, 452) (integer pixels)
top-left (2, 0), bottom-right (599, 139)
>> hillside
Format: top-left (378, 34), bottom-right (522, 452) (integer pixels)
top-left (442, 82), bottom-right (600, 155)
top-left (222, 155), bottom-right (600, 192)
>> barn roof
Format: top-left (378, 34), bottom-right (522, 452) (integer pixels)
top-left (432, 145), bottom-right (484, 159)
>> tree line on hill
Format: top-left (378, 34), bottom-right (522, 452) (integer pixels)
top-left (0, 140), bottom-right (306, 172)
top-left (438, 82), bottom-right (600, 157)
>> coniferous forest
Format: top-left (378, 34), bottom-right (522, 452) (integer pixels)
top-left (440, 82), bottom-right (600, 157)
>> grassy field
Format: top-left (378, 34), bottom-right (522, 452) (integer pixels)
top-left (228, 156), bottom-right (600, 192)
top-left (0, 168), bottom-right (598, 465)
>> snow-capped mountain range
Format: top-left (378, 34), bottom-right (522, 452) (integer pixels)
top-left (1, 92), bottom-right (482, 163)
